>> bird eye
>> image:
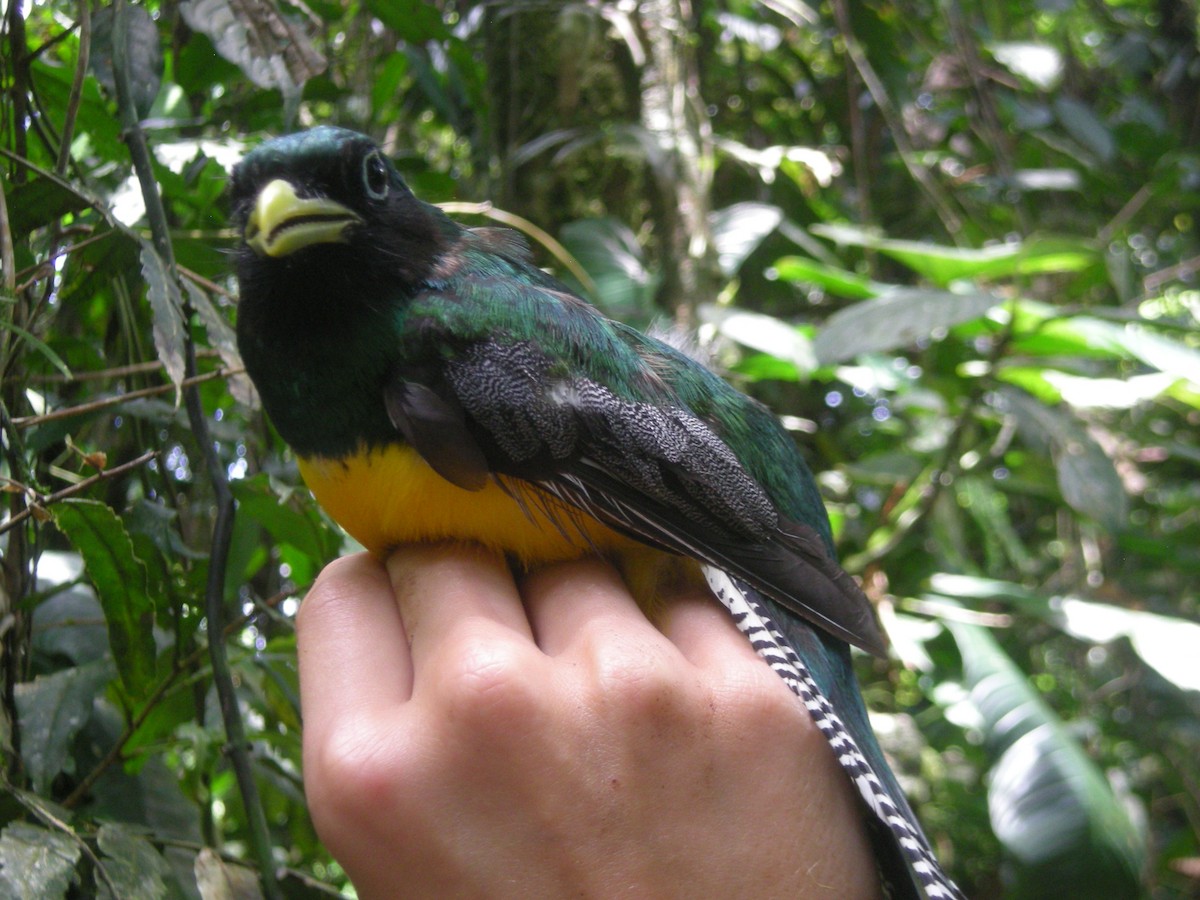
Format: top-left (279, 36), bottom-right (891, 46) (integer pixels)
top-left (362, 151), bottom-right (390, 200)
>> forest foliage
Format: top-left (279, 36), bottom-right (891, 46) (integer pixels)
top-left (1, 1), bottom-right (1199, 897)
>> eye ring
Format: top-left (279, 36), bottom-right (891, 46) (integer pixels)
top-left (362, 151), bottom-right (390, 200)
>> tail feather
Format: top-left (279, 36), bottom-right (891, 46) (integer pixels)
top-left (702, 567), bottom-right (963, 900)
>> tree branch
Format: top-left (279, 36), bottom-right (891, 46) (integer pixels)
top-left (109, 3), bottom-right (280, 894)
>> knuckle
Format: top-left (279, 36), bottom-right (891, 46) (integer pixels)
top-left (306, 722), bottom-right (408, 829)
top-left (435, 638), bottom-right (542, 730)
top-left (588, 639), bottom-right (690, 724)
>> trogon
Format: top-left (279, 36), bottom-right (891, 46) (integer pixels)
top-left (230, 126), bottom-right (961, 900)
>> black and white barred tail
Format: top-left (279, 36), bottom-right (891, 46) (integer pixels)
top-left (702, 567), bottom-right (963, 900)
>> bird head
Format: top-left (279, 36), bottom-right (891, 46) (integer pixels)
top-left (230, 127), bottom-right (447, 295)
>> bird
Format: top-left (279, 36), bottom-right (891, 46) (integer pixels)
top-left (230, 126), bottom-right (962, 900)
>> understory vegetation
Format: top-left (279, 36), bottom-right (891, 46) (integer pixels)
top-left (1, 1), bottom-right (1198, 897)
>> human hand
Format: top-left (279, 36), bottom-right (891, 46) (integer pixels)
top-left (297, 544), bottom-right (881, 898)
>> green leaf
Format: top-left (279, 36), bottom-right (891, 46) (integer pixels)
top-left (180, 0), bottom-right (326, 101)
top-left (139, 241), bottom-right (186, 395)
top-left (90, 5), bottom-right (163, 118)
top-left (729, 352), bottom-right (804, 382)
top-left (771, 256), bottom-right (880, 299)
top-left (1054, 96), bottom-right (1116, 164)
top-left (0, 822), bottom-right (80, 899)
top-left (710, 203), bottom-right (781, 277)
top-left (371, 52), bottom-right (410, 113)
top-left (947, 622), bottom-right (1145, 898)
top-left (31, 555), bottom-right (109, 666)
top-left (50, 500), bottom-right (158, 703)
top-left (929, 574), bottom-right (1200, 693)
top-left (999, 388), bottom-right (1129, 530)
top-left (95, 824), bottom-right (170, 900)
top-left (814, 288), bottom-right (999, 363)
top-left (4, 176), bottom-right (89, 235)
top-left (559, 218), bottom-right (659, 320)
top-left (366, 0), bottom-right (453, 42)
top-left (0, 313), bottom-right (72, 378)
top-left (231, 475), bottom-right (334, 562)
top-left (811, 226), bottom-right (1099, 286)
top-left (1114, 325), bottom-right (1200, 387)
top-left (14, 660), bottom-right (116, 795)
top-left (703, 306), bottom-right (816, 373)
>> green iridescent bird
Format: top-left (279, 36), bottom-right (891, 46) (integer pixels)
top-left (231, 126), bottom-right (961, 900)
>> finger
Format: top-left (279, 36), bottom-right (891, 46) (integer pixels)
top-left (654, 585), bottom-right (765, 669)
top-left (385, 542), bottom-right (534, 673)
top-left (657, 588), bottom-right (796, 700)
top-left (521, 556), bottom-right (665, 657)
top-left (298, 553), bottom-right (413, 726)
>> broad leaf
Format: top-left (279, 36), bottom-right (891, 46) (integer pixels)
top-left (95, 824), bottom-right (171, 900)
top-left (929, 574), bottom-right (1200, 693)
top-left (0, 823), bottom-right (80, 899)
top-left (772, 255), bottom-right (880, 299)
top-left (180, 0), bottom-right (326, 103)
top-left (90, 5), bottom-right (162, 118)
top-left (710, 202), bottom-right (782, 276)
top-left (5, 176), bottom-right (89, 235)
top-left (702, 305), bottom-right (816, 373)
top-left (811, 225), bottom-right (1098, 286)
top-left (1054, 96), bottom-right (1116, 164)
top-left (999, 388), bottom-right (1129, 530)
top-left (14, 660), bottom-right (116, 795)
top-left (50, 500), bottom-right (158, 703)
top-left (366, 0), bottom-right (453, 42)
top-left (814, 288), bottom-right (999, 363)
top-left (139, 241), bottom-right (186, 395)
top-left (231, 475), bottom-right (335, 563)
top-left (559, 218), bottom-right (659, 320)
top-left (948, 622), bottom-right (1145, 898)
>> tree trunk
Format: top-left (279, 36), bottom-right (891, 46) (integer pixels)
top-left (635, 0), bottom-right (720, 325)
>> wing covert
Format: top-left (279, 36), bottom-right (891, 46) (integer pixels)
top-left (388, 336), bottom-right (886, 656)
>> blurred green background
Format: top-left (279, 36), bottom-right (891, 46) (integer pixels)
top-left (1, 1), bottom-right (1197, 896)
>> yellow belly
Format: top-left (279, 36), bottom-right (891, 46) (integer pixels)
top-left (297, 444), bottom-right (693, 604)
top-left (298, 443), bottom-right (642, 562)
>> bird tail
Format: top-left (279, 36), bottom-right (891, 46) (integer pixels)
top-left (701, 567), bottom-right (964, 900)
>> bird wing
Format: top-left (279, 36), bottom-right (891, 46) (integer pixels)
top-left (384, 332), bottom-right (886, 656)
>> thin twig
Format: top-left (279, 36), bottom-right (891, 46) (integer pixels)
top-left (0, 450), bottom-right (157, 538)
top-left (26, 349), bottom-right (221, 384)
top-left (831, 0), bottom-right (966, 238)
top-left (178, 264), bottom-right (236, 300)
top-left (62, 587), bottom-right (293, 811)
top-left (440, 201), bottom-right (597, 295)
top-left (847, 315), bottom-right (1016, 572)
top-left (1098, 183), bottom-right (1152, 246)
top-left (12, 786), bottom-right (121, 897)
top-left (12, 367), bottom-right (236, 428)
top-left (55, 0), bottom-right (90, 174)
top-left (0, 177), bottom-right (14, 296)
top-left (15, 228), bottom-right (110, 293)
top-left (1142, 253), bottom-right (1200, 292)
top-left (946, 1), bottom-right (1029, 234)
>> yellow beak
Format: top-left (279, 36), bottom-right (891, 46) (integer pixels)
top-left (244, 179), bottom-right (362, 258)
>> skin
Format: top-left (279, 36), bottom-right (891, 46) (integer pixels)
top-left (298, 544), bottom-right (883, 899)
